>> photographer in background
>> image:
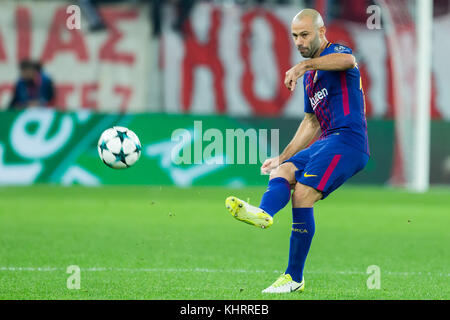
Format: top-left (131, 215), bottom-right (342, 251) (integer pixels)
top-left (8, 60), bottom-right (55, 110)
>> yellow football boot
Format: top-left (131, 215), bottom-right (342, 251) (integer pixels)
top-left (225, 196), bottom-right (273, 229)
top-left (262, 273), bottom-right (305, 293)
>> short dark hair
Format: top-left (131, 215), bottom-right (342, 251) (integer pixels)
top-left (34, 61), bottom-right (42, 72)
top-left (19, 59), bottom-right (35, 71)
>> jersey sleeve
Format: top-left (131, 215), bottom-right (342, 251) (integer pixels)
top-left (303, 77), bottom-right (314, 113)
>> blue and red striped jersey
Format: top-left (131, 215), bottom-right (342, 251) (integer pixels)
top-left (303, 42), bottom-right (370, 155)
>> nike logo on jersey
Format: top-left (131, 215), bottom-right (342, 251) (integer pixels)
top-left (309, 88), bottom-right (328, 110)
top-left (303, 172), bottom-right (317, 178)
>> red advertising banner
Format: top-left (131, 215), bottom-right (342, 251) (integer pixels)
top-left (0, 2), bottom-right (152, 112)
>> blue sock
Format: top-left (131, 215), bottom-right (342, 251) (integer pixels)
top-left (285, 207), bottom-right (315, 282)
top-left (259, 177), bottom-right (291, 217)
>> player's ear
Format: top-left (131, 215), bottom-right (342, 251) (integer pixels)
top-left (319, 26), bottom-right (326, 37)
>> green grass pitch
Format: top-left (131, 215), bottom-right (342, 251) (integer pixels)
top-left (0, 185), bottom-right (449, 300)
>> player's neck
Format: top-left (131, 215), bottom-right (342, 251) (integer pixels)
top-left (313, 39), bottom-right (329, 58)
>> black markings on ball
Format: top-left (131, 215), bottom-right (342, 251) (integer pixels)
top-left (116, 130), bottom-right (128, 143)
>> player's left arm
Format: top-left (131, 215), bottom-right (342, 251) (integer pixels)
top-left (285, 53), bottom-right (356, 91)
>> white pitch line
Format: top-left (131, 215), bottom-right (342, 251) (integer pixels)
top-left (0, 266), bottom-right (278, 273)
top-left (0, 266), bottom-right (448, 277)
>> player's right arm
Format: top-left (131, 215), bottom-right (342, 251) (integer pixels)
top-left (261, 113), bottom-right (320, 174)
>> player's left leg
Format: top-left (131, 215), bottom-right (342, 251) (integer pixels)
top-left (262, 183), bottom-right (321, 293)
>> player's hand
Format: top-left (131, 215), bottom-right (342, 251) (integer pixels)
top-left (261, 157), bottom-right (281, 175)
top-left (284, 62), bottom-right (306, 92)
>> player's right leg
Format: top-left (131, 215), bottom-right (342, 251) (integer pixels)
top-left (225, 162), bottom-right (298, 229)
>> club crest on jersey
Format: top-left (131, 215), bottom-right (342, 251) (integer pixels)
top-left (309, 88), bottom-right (328, 110)
top-left (334, 45), bottom-right (347, 52)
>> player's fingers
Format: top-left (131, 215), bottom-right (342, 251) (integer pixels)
top-left (284, 75), bottom-right (291, 90)
top-left (284, 69), bottom-right (294, 89)
top-left (262, 159), bottom-right (274, 171)
top-left (260, 163), bottom-right (269, 174)
top-left (261, 160), bottom-right (271, 169)
top-left (263, 162), bottom-right (275, 174)
top-left (290, 80), bottom-right (297, 91)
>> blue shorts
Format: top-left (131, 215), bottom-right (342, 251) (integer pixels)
top-left (283, 134), bottom-right (369, 199)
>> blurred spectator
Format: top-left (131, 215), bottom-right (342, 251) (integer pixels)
top-left (149, 0), bottom-right (162, 37)
top-left (148, 0), bottom-right (196, 38)
top-left (79, 0), bottom-right (107, 32)
top-left (8, 60), bottom-right (55, 110)
top-left (172, 0), bottom-right (196, 34)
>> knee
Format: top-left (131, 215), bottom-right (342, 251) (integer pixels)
top-left (269, 168), bottom-right (284, 181)
top-left (269, 162), bottom-right (297, 185)
top-left (292, 183), bottom-right (322, 207)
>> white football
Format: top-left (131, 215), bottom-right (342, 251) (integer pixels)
top-left (97, 126), bottom-right (141, 169)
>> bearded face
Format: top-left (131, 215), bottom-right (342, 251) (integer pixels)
top-left (297, 31), bottom-right (321, 58)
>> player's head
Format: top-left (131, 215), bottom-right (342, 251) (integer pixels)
top-left (19, 59), bottom-right (37, 80)
top-left (291, 9), bottom-right (326, 58)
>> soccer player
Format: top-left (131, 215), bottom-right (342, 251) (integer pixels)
top-left (225, 8), bottom-right (370, 293)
